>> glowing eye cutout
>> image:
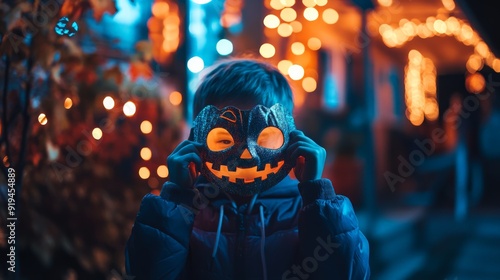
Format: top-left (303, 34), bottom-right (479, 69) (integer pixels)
top-left (207, 128), bottom-right (235, 151)
top-left (257, 127), bottom-right (284, 149)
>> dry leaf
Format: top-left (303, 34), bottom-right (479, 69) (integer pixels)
top-left (89, 0), bottom-right (118, 21)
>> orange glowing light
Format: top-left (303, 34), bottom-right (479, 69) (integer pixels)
top-left (64, 97), bottom-right (73, 109)
top-left (152, 2), bottom-right (169, 18)
top-left (169, 91), bottom-right (183, 106)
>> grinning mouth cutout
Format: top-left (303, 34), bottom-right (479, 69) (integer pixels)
top-left (205, 161), bottom-right (285, 183)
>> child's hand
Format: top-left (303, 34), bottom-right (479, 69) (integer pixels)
top-left (287, 130), bottom-right (326, 182)
top-left (167, 140), bottom-right (203, 188)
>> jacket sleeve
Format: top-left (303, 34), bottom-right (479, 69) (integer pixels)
top-left (296, 179), bottom-right (370, 280)
top-left (125, 182), bottom-right (200, 280)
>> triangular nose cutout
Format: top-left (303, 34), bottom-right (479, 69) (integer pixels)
top-left (240, 148), bottom-right (252, 159)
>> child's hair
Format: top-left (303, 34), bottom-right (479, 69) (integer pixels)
top-left (192, 58), bottom-right (294, 118)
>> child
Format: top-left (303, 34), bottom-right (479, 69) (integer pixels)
top-left (125, 59), bottom-right (370, 279)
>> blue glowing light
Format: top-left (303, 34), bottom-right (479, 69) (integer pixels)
top-left (113, 0), bottom-right (141, 25)
top-left (191, 0), bottom-right (212, 4)
top-left (187, 56), bottom-right (205, 73)
top-left (216, 39), bottom-right (233, 56)
top-left (54, 17), bottom-right (79, 37)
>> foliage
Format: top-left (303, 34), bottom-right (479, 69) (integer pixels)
top-left (0, 0), bottom-right (184, 278)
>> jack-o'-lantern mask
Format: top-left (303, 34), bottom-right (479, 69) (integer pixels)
top-left (191, 104), bottom-right (295, 196)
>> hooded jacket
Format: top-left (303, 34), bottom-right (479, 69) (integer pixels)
top-left (125, 176), bottom-right (370, 280)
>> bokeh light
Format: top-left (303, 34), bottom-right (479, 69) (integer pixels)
top-left (260, 43), bottom-right (276, 58)
top-left (169, 91), bottom-right (183, 106)
top-left (140, 147), bottom-right (152, 161)
top-left (264, 14), bottom-right (280, 29)
top-left (123, 101), bottom-right (136, 117)
top-left (270, 0), bottom-right (285, 10)
top-left (442, 0), bottom-right (455, 10)
top-left (315, 0), bottom-right (328, 6)
top-left (92, 128), bottom-right (103, 140)
top-left (291, 42), bottom-right (305, 55)
top-left (307, 37), bottom-right (322, 50)
top-left (466, 73), bottom-right (486, 94)
top-left (377, 0), bottom-right (393, 7)
top-left (151, 2), bottom-right (169, 18)
top-left (288, 64), bottom-right (305, 80)
top-left (140, 120), bottom-right (153, 134)
top-left (281, 0), bottom-right (295, 7)
top-left (290, 21), bottom-right (303, 33)
top-left (322, 9), bottom-right (339, 24)
top-left (103, 96), bottom-right (115, 110)
top-left (278, 60), bottom-right (293, 75)
top-left (64, 97), bottom-right (73, 109)
top-left (277, 23), bottom-right (293, 37)
top-left (304, 7), bottom-right (319, 21)
top-left (302, 77), bottom-right (317, 92)
top-left (303, 0), bottom-right (316, 8)
top-left (216, 39), bottom-right (233, 55)
top-left (466, 54), bottom-right (483, 73)
top-left (139, 167), bottom-right (150, 179)
top-left (38, 113), bottom-right (48, 125)
top-left (280, 8), bottom-right (297, 22)
top-left (157, 165), bottom-right (169, 178)
top-left (187, 56), bottom-right (204, 73)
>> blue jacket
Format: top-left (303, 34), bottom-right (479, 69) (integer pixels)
top-left (125, 176), bottom-right (370, 279)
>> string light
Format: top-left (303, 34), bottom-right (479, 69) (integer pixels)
top-left (322, 9), bottom-right (339, 24)
top-left (288, 64), bottom-right (305, 80)
top-left (140, 120), bottom-right (153, 134)
top-left (64, 97), bottom-right (73, 109)
top-left (123, 101), bottom-right (136, 117)
top-left (169, 91), bottom-right (183, 106)
top-left (404, 50), bottom-right (438, 126)
top-left (302, 77), bottom-right (317, 92)
top-left (307, 37), bottom-right (322, 50)
top-left (442, 0), bottom-right (455, 11)
top-left (290, 21), bottom-right (303, 33)
top-left (378, 15), bottom-right (500, 72)
top-left (377, 0), bottom-right (392, 7)
top-left (157, 165), bottom-right (169, 178)
top-left (151, 2), bottom-right (169, 18)
top-left (291, 42), bottom-right (305, 55)
top-left (92, 128), bottom-right (103, 140)
top-left (303, 7), bottom-right (319, 21)
top-left (314, 0), bottom-right (328, 6)
top-left (139, 167), bottom-right (150, 179)
top-left (103, 96), bottom-right (115, 110)
top-left (263, 14), bottom-right (280, 29)
top-left (260, 43), bottom-right (276, 58)
top-left (278, 60), bottom-right (293, 75)
top-left (38, 113), bottom-right (48, 125)
top-left (270, 0), bottom-right (285, 10)
top-left (277, 23), bottom-right (293, 37)
top-left (280, 8), bottom-right (297, 22)
top-left (466, 73), bottom-right (486, 94)
top-left (149, 1), bottom-right (180, 63)
top-left (140, 147), bottom-right (152, 161)
top-left (216, 39), bottom-right (233, 55)
top-left (302, 0), bottom-right (316, 7)
top-left (280, 0), bottom-right (295, 8)
top-left (187, 56), bottom-right (204, 73)
top-left (466, 54), bottom-right (483, 73)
